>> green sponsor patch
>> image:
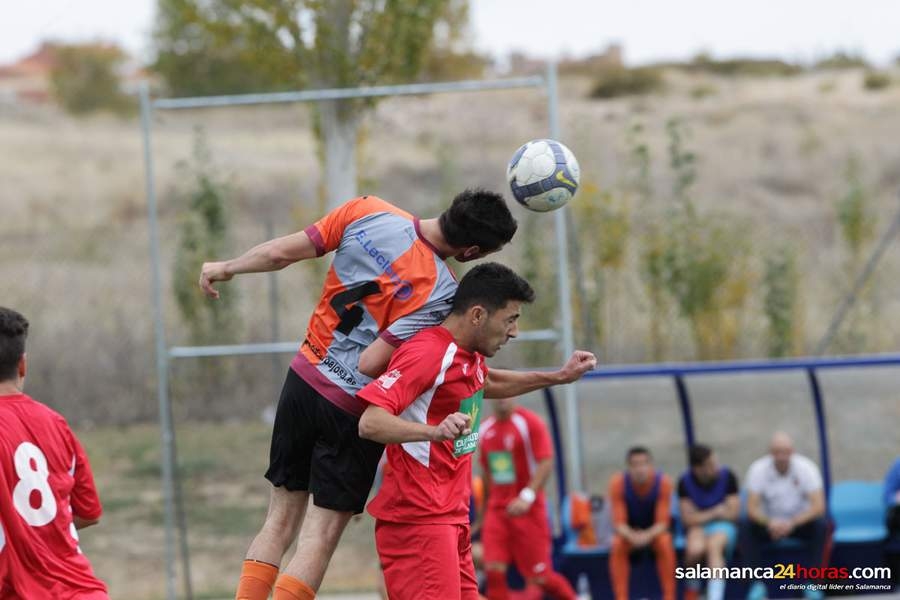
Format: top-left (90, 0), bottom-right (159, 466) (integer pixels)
top-left (453, 389), bottom-right (484, 457)
top-left (488, 451), bottom-right (516, 484)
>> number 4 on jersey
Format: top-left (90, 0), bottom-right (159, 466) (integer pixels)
top-left (330, 281), bottom-right (381, 335)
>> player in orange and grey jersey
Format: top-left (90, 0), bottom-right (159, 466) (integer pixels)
top-left (292, 195), bottom-right (462, 416)
top-left (199, 190), bottom-right (517, 600)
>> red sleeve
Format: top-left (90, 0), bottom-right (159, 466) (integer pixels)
top-left (356, 335), bottom-right (444, 416)
top-left (64, 426), bottom-right (102, 521)
top-left (525, 410), bottom-right (553, 461)
top-left (304, 196), bottom-right (373, 256)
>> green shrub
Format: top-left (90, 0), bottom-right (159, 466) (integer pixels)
top-left (863, 70), bottom-right (892, 90)
top-left (589, 67), bottom-right (664, 99)
top-left (689, 84), bottom-right (718, 99)
top-left (687, 53), bottom-right (802, 77)
top-left (763, 245), bottom-right (801, 357)
top-left (50, 43), bottom-right (135, 115)
top-left (814, 51), bottom-right (869, 70)
top-left (818, 80), bottom-right (837, 94)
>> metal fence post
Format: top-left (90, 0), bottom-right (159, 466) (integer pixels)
top-left (546, 61), bottom-right (583, 492)
top-left (140, 82), bottom-right (179, 600)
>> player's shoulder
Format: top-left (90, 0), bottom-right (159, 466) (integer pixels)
top-left (514, 406), bottom-right (541, 420)
top-left (515, 406), bottom-right (547, 429)
top-left (479, 414), bottom-right (498, 435)
top-left (608, 471), bottom-right (626, 492)
top-left (746, 455), bottom-right (771, 476)
top-left (0, 395), bottom-right (74, 452)
top-left (394, 325), bottom-right (456, 362)
top-left (349, 195), bottom-right (413, 221)
top-left (405, 324), bottom-right (453, 347)
top-left (6, 393), bottom-right (67, 426)
top-left (791, 454), bottom-right (821, 475)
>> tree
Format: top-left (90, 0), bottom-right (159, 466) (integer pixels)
top-left (153, 0), bottom-right (475, 209)
top-left (50, 43), bottom-right (135, 115)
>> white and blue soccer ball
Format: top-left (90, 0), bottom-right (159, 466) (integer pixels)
top-left (506, 139), bottom-right (580, 212)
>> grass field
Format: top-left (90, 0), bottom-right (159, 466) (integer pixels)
top-left (6, 68), bottom-right (900, 427)
top-left (76, 420), bottom-right (381, 599)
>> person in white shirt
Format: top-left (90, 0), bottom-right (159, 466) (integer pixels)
top-left (742, 432), bottom-right (827, 600)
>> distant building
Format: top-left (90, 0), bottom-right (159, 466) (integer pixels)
top-left (559, 44), bottom-right (624, 74)
top-left (0, 42), bottom-right (60, 104)
top-left (0, 41), bottom-right (150, 106)
top-left (505, 43), bottom-right (625, 76)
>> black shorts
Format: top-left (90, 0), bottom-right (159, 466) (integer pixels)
top-left (265, 368), bottom-right (385, 514)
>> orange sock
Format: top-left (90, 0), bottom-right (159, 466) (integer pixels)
top-left (273, 574), bottom-right (316, 600)
top-left (236, 560), bottom-right (278, 600)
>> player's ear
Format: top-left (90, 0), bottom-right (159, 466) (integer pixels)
top-left (462, 245), bottom-right (481, 260)
top-left (470, 305), bottom-right (487, 326)
top-left (18, 353), bottom-right (26, 379)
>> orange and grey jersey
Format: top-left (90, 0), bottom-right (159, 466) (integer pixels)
top-left (290, 196), bottom-right (458, 416)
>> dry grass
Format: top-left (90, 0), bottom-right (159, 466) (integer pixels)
top-left (5, 70), bottom-right (900, 406)
top-left (76, 421), bottom-right (381, 599)
top-left (4, 68), bottom-right (900, 596)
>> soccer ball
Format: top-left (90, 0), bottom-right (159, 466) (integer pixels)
top-left (507, 139), bottom-right (580, 212)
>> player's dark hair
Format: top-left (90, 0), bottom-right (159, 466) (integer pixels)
top-left (438, 188), bottom-right (517, 253)
top-left (689, 444), bottom-right (713, 467)
top-left (0, 307), bottom-right (29, 381)
top-left (627, 446), bottom-right (652, 461)
top-left (451, 262), bottom-right (535, 315)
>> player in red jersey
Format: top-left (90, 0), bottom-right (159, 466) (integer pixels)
top-left (478, 396), bottom-right (576, 600)
top-left (200, 191), bottom-right (517, 600)
top-left (357, 263), bottom-right (597, 600)
top-left (0, 307), bottom-right (108, 599)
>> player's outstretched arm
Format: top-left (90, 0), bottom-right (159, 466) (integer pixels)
top-left (199, 230), bottom-right (319, 298)
top-left (359, 405), bottom-right (471, 444)
top-left (483, 350), bottom-right (597, 399)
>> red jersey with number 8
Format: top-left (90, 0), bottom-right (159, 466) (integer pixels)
top-left (0, 392), bottom-right (107, 599)
top-left (290, 196), bottom-right (458, 417)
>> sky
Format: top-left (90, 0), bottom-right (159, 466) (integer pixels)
top-left (2, 0), bottom-right (898, 67)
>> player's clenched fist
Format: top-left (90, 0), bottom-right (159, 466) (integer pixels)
top-left (558, 350), bottom-right (597, 383)
top-left (199, 261), bottom-right (231, 299)
top-left (431, 412), bottom-right (472, 441)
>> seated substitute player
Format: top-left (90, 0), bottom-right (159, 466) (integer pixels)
top-left (0, 307), bottom-right (108, 599)
top-left (200, 191), bottom-right (518, 600)
top-left (357, 262), bottom-right (597, 600)
top-left (678, 444), bottom-right (740, 600)
top-left (607, 446), bottom-right (676, 600)
top-left (478, 395), bottom-right (576, 600)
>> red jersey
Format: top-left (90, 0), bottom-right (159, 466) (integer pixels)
top-left (0, 393), bottom-right (107, 599)
top-left (291, 196), bottom-right (458, 416)
top-left (478, 407), bottom-right (553, 513)
top-left (358, 326), bottom-right (487, 525)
